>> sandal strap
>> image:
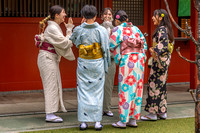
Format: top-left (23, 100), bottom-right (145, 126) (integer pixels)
top-left (143, 115), bottom-right (153, 120)
top-left (114, 122), bottom-right (126, 128)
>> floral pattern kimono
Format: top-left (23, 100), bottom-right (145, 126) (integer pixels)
top-left (144, 26), bottom-right (171, 114)
top-left (110, 22), bottom-right (147, 122)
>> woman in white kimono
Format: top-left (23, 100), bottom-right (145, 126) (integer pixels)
top-left (70, 5), bottom-right (110, 131)
top-left (35, 5), bottom-right (75, 123)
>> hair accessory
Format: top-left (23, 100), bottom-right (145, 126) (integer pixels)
top-left (161, 13), bottom-right (164, 17)
top-left (116, 15), bottom-right (120, 19)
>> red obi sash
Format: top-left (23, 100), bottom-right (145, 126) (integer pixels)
top-left (40, 42), bottom-right (56, 54)
top-left (35, 35), bottom-right (56, 54)
top-left (120, 38), bottom-right (144, 55)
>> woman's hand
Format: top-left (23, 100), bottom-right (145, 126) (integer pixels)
top-left (149, 47), bottom-right (156, 58)
top-left (64, 17), bottom-right (74, 29)
top-left (64, 17), bottom-right (74, 36)
top-left (68, 17), bottom-right (73, 24)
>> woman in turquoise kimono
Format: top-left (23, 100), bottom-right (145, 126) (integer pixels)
top-left (141, 9), bottom-right (174, 121)
top-left (70, 5), bottom-right (110, 131)
top-left (110, 10), bottom-right (147, 128)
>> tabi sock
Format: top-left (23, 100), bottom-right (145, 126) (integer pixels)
top-left (95, 122), bottom-right (102, 128)
top-left (80, 122), bottom-right (87, 128)
top-left (158, 113), bottom-right (167, 118)
top-left (128, 118), bottom-right (137, 125)
top-left (46, 113), bottom-right (63, 121)
top-left (146, 113), bottom-right (157, 119)
top-left (117, 121), bottom-right (126, 126)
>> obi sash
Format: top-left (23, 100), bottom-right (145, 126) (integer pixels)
top-left (40, 42), bottom-right (56, 54)
top-left (35, 34), bottom-right (56, 54)
top-left (79, 43), bottom-right (103, 59)
top-left (153, 42), bottom-right (174, 54)
top-left (120, 37), bottom-right (144, 55)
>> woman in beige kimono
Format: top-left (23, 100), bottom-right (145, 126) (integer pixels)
top-left (35, 5), bottom-right (75, 123)
top-left (101, 7), bottom-right (116, 117)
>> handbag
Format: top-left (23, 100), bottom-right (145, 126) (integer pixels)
top-left (148, 57), bottom-right (153, 68)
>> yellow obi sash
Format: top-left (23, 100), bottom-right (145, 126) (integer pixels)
top-left (153, 42), bottom-right (174, 54)
top-left (79, 43), bottom-right (103, 59)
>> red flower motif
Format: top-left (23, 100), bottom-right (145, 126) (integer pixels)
top-left (129, 102), bottom-right (135, 116)
top-left (140, 57), bottom-right (145, 67)
top-left (129, 54), bottom-right (139, 63)
top-left (119, 106), bottom-right (122, 115)
top-left (137, 79), bottom-right (143, 90)
top-left (135, 32), bottom-right (140, 38)
top-left (113, 49), bottom-right (118, 57)
top-left (135, 113), bottom-right (140, 120)
top-left (110, 34), bottom-right (116, 41)
top-left (122, 27), bottom-right (133, 36)
top-left (125, 75), bottom-right (136, 86)
top-left (138, 89), bottom-right (143, 97)
top-left (119, 91), bottom-right (126, 106)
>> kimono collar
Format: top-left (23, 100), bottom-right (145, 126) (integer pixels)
top-left (47, 20), bottom-right (60, 27)
top-left (81, 22), bottom-right (99, 28)
top-left (120, 22), bottom-right (133, 27)
top-left (47, 20), bottom-right (62, 33)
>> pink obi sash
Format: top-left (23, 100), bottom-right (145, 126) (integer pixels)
top-left (40, 42), bottom-right (56, 54)
top-left (35, 35), bottom-right (56, 54)
top-left (120, 38), bottom-right (144, 55)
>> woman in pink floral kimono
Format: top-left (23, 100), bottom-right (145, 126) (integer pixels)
top-left (110, 10), bottom-right (147, 128)
top-left (141, 9), bottom-right (174, 121)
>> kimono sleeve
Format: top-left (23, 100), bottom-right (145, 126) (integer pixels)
top-left (109, 26), bottom-right (122, 65)
top-left (154, 27), bottom-right (169, 55)
top-left (99, 27), bottom-right (111, 73)
top-left (135, 26), bottom-right (147, 52)
top-left (45, 25), bottom-right (73, 50)
top-left (45, 25), bottom-right (75, 61)
top-left (69, 26), bottom-right (82, 47)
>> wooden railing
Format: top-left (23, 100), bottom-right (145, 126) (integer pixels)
top-left (0, 0), bottom-right (104, 17)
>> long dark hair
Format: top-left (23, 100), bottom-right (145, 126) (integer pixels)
top-left (49, 5), bottom-right (64, 20)
top-left (152, 9), bottom-right (174, 43)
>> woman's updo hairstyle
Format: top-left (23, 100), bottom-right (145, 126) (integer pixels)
top-left (49, 5), bottom-right (64, 20)
top-left (113, 10), bottom-right (128, 22)
top-left (39, 5), bottom-right (63, 33)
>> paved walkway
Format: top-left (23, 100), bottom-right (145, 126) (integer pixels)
top-left (0, 83), bottom-right (195, 133)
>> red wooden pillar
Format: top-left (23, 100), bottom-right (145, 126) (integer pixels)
top-left (190, 0), bottom-right (197, 89)
top-left (103, 0), bottom-right (112, 9)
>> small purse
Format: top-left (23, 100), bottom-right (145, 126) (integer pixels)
top-left (148, 57), bottom-right (153, 68)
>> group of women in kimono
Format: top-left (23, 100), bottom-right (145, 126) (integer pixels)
top-left (35, 4), bottom-right (174, 131)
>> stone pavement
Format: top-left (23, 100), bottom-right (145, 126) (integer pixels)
top-left (0, 83), bottom-right (195, 133)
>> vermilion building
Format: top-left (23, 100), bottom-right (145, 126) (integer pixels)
top-left (0, 0), bottom-right (196, 92)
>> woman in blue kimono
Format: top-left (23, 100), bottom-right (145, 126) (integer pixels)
top-left (70, 5), bottom-right (110, 131)
top-left (110, 10), bottom-right (147, 128)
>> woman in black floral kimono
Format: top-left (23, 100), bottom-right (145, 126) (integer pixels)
top-left (141, 9), bottom-right (174, 121)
